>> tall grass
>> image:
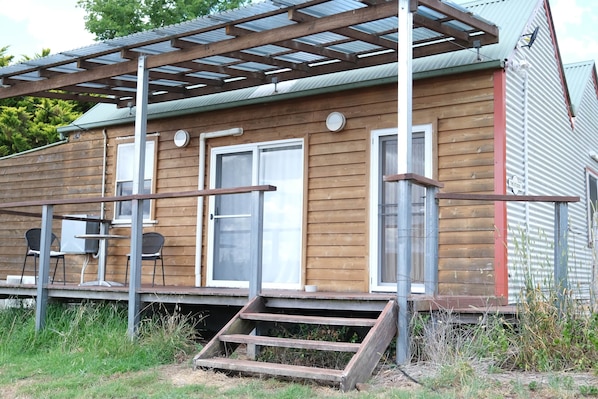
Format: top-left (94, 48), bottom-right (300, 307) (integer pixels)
top-left (410, 227), bottom-right (598, 374)
top-left (0, 301), bottom-right (202, 381)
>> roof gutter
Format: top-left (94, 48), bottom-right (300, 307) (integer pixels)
top-left (0, 139), bottom-right (68, 160)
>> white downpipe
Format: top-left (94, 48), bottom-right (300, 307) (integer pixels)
top-left (522, 67), bottom-right (531, 273)
top-left (194, 127), bottom-right (244, 287)
top-left (101, 129), bottom-right (108, 220)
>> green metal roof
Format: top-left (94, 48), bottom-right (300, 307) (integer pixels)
top-left (564, 61), bottom-right (596, 116)
top-left (60, 0), bottom-right (540, 133)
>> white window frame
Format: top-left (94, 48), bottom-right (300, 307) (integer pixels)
top-left (206, 138), bottom-right (304, 289)
top-left (113, 138), bottom-right (157, 224)
top-left (369, 124), bottom-right (433, 293)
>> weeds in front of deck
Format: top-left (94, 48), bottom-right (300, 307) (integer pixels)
top-left (405, 228), bottom-right (598, 397)
top-left (0, 301), bottom-right (202, 398)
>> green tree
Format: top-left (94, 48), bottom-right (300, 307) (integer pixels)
top-left (78, 0), bottom-right (251, 40)
top-left (0, 47), bottom-right (91, 156)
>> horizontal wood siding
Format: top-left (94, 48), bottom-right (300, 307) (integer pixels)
top-left (414, 71), bottom-right (496, 296)
top-left (0, 135), bottom-right (105, 283)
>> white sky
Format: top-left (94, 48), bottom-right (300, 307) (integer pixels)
top-left (0, 0), bottom-right (596, 66)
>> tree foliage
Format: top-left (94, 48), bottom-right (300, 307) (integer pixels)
top-left (0, 47), bottom-right (91, 156)
top-left (77, 0), bottom-right (251, 40)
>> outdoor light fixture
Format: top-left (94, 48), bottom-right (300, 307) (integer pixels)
top-left (326, 112), bottom-right (346, 132)
top-left (590, 151), bottom-right (598, 163)
top-left (174, 129), bottom-right (190, 147)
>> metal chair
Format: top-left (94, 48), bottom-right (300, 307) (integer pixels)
top-left (125, 232), bottom-right (165, 286)
top-left (20, 228), bottom-right (67, 284)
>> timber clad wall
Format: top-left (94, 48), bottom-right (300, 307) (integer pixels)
top-left (0, 135), bottom-right (105, 281)
top-left (415, 71), bottom-right (496, 296)
top-left (0, 69), bottom-right (498, 295)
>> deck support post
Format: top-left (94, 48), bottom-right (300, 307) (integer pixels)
top-left (396, 0), bottom-right (414, 365)
top-left (35, 204), bottom-right (53, 331)
top-left (128, 55), bottom-right (149, 338)
top-left (425, 186), bottom-right (439, 296)
top-left (554, 201), bottom-right (569, 312)
top-left (249, 190), bottom-right (264, 299)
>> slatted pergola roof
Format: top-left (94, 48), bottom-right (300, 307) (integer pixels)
top-left (0, 0), bottom-right (497, 107)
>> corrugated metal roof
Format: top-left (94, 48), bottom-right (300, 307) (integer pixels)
top-left (61, 0), bottom-right (539, 132)
top-left (564, 61), bottom-right (595, 116)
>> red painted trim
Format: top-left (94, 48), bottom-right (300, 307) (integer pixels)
top-left (493, 70), bottom-right (508, 299)
top-left (543, 0), bottom-right (574, 127)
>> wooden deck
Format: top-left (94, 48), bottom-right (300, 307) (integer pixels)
top-left (0, 281), bottom-right (513, 315)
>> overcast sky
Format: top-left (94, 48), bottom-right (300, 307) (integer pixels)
top-left (0, 0), bottom-right (596, 66)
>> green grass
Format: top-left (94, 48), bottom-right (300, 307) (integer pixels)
top-left (0, 300), bottom-right (596, 398)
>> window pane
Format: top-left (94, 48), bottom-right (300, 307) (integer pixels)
top-left (215, 152), bottom-right (252, 215)
top-left (116, 180), bottom-right (151, 219)
top-left (379, 133), bottom-right (425, 284)
top-left (116, 141), bottom-right (154, 181)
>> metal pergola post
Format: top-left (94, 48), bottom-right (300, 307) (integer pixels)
top-left (396, 0), bottom-right (414, 365)
top-left (128, 55), bottom-right (149, 338)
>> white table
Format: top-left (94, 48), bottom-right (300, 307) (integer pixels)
top-left (75, 234), bottom-right (128, 286)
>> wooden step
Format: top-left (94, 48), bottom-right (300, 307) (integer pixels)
top-left (219, 334), bottom-right (361, 352)
top-left (240, 312), bottom-right (377, 327)
top-left (194, 358), bottom-right (344, 383)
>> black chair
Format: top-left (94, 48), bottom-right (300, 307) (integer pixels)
top-left (20, 228), bottom-right (66, 284)
top-left (125, 232), bottom-right (165, 286)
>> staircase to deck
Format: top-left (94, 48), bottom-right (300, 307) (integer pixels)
top-left (193, 296), bottom-right (397, 391)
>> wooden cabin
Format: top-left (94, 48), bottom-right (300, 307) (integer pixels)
top-left (0, 0), bottom-right (596, 305)
top-left (2, 0), bottom-right (598, 388)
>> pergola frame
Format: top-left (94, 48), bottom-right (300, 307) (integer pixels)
top-left (0, 0), bottom-right (497, 107)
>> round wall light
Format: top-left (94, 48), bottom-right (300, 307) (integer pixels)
top-left (174, 129), bottom-right (190, 147)
top-left (325, 111), bottom-right (346, 132)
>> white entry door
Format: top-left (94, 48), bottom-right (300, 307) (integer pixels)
top-left (370, 125), bottom-right (432, 292)
top-left (207, 140), bottom-right (303, 289)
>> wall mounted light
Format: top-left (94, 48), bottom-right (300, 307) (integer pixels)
top-left (590, 151), bottom-right (598, 163)
top-left (326, 112), bottom-right (346, 132)
top-left (174, 129), bottom-right (190, 147)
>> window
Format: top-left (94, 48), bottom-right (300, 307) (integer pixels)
top-left (587, 169), bottom-right (598, 244)
top-left (114, 139), bottom-right (156, 222)
top-left (369, 125), bottom-right (433, 293)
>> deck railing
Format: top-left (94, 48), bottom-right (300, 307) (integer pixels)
top-left (385, 173), bottom-right (579, 364)
top-left (0, 185), bottom-right (276, 332)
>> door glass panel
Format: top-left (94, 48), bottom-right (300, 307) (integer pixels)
top-left (260, 145), bottom-right (302, 284)
top-left (379, 133), bottom-right (425, 285)
top-left (213, 152), bottom-right (252, 281)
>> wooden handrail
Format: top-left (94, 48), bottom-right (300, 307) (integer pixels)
top-left (436, 193), bottom-right (579, 202)
top-left (0, 185), bottom-right (277, 209)
top-left (0, 209), bottom-right (110, 223)
top-left (383, 173), bottom-right (444, 188)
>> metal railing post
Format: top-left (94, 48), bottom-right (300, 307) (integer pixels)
top-left (35, 204), bottom-right (53, 332)
top-left (249, 190), bottom-right (264, 299)
top-left (554, 201), bottom-right (569, 312)
top-left (425, 186), bottom-right (439, 296)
